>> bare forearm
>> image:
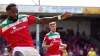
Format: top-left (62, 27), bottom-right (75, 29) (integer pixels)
top-left (38, 12), bottom-right (72, 24)
top-left (60, 43), bottom-right (67, 47)
top-left (60, 44), bottom-right (65, 46)
top-left (38, 16), bottom-right (58, 24)
top-left (42, 44), bottom-right (50, 48)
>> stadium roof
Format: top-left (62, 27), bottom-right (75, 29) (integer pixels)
top-left (0, 0), bottom-right (100, 7)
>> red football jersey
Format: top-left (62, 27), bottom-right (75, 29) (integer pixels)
top-left (0, 15), bottom-right (39, 49)
top-left (43, 32), bottom-right (61, 55)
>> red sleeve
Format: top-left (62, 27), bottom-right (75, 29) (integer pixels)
top-left (0, 27), bottom-right (2, 36)
top-left (43, 35), bottom-right (49, 43)
top-left (27, 15), bottom-right (39, 25)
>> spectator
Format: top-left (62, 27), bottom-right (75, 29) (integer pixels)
top-left (70, 28), bottom-right (74, 37)
top-left (95, 48), bottom-right (100, 56)
top-left (68, 48), bottom-right (74, 56)
top-left (2, 47), bottom-right (10, 56)
top-left (62, 49), bottom-right (68, 56)
top-left (80, 48), bottom-right (84, 56)
top-left (88, 48), bottom-right (96, 56)
top-left (60, 46), bottom-right (68, 56)
top-left (0, 50), bottom-right (2, 56)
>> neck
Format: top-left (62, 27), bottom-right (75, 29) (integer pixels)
top-left (51, 31), bottom-right (56, 34)
top-left (8, 17), bottom-right (18, 22)
top-left (8, 17), bottom-right (12, 21)
top-left (91, 50), bottom-right (93, 52)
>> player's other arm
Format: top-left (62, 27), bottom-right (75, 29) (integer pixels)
top-left (60, 40), bottom-right (67, 48)
top-left (42, 35), bottom-right (53, 48)
top-left (42, 41), bottom-right (53, 48)
top-left (38, 12), bottom-right (72, 24)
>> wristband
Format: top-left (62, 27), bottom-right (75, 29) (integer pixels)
top-left (58, 15), bottom-right (62, 20)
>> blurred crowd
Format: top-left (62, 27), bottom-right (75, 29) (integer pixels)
top-left (0, 28), bottom-right (100, 56)
top-left (37, 28), bottom-right (100, 56)
top-left (0, 37), bottom-right (11, 56)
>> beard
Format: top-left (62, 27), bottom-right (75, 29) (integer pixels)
top-left (8, 16), bottom-right (18, 22)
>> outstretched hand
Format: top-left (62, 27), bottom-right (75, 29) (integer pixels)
top-left (61, 12), bottom-right (72, 19)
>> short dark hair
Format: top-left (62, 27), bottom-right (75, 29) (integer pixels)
top-left (6, 3), bottom-right (17, 11)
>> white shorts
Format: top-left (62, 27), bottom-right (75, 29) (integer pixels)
top-left (12, 47), bottom-right (40, 56)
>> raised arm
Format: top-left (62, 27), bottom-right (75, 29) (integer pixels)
top-left (38, 12), bottom-right (72, 24)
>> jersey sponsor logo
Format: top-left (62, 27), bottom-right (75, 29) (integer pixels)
top-left (2, 17), bottom-right (28, 33)
top-left (48, 35), bottom-right (60, 39)
top-left (11, 26), bottom-right (26, 34)
top-left (12, 26), bottom-right (16, 30)
top-left (53, 39), bottom-right (60, 42)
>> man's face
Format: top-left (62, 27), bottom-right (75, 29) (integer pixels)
top-left (7, 6), bottom-right (18, 22)
top-left (91, 48), bottom-right (94, 51)
top-left (4, 48), bottom-right (8, 52)
top-left (49, 24), bottom-right (56, 32)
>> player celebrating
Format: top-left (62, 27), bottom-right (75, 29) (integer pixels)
top-left (0, 3), bottom-right (72, 56)
top-left (42, 22), bottom-right (67, 56)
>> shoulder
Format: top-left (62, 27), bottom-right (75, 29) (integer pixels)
top-left (93, 51), bottom-right (96, 53)
top-left (88, 51), bottom-right (91, 54)
top-left (18, 14), bottom-right (28, 19)
top-left (0, 19), bottom-right (8, 28)
top-left (47, 32), bottom-right (60, 36)
top-left (55, 32), bottom-right (60, 35)
top-left (46, 32), bottom-right (50, 36)
top-left (19, 14), bottom-right (37, 20)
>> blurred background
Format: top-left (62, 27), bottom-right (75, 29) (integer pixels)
top-left (0, 0), bottom-right (100, 56)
